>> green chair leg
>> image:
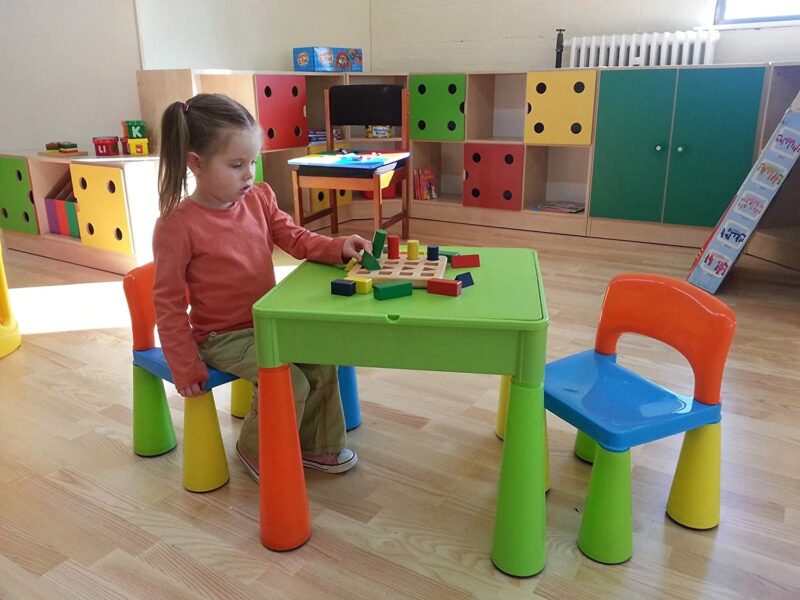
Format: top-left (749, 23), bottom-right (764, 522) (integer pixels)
top-left (132, 365), bottom-right (177, 456)
top-left (230, 378), bottom-right (252, 419)
top-left (578, 446), bottom-right (632, 564)
top-left (574, 430), bottom-right (599, 464)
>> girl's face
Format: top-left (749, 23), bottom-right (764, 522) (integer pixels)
top-left (188, 127), bottom-right (262, 208)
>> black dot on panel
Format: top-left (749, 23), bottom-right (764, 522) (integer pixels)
top-left (571, 122), bottom-right (582, 134)
top-left (417, 120), bottom-right (427, 130)
top-left (0, 208), bottom-right (7, 218)
top-left (317, 191), bottom-right (325, 202)
top-left (87, 223), bottom-right (95, 235)
top-left (291, 86), bottom-right (299, 97)
top-left (29, 191), bottom-right (34, 204)
top-left (23, 211), bottom-right (30, 222)
top-left (504, 154), bottom-right (514, 165)
top-left (264, 86), bottom-right (272, 97)
top-left (448, 83), bottom-right (457, 94)
top-left (80, 177), bottom-right (87, 190)
top-left (294, 126), bottom-right (302, 137)
top-left (107, 180), bottom-right (116, 194)
top-left (115, 228), bottom-right (123, 241)
top-left (527, 102), bottom-right (532, 114)
top-left (267, 128), bottom-right (275, 139)
top-left (503, 191), bottom-right (513, 201)
top-left (574, 81), bottom-right (585, 93)
top-left (459, 101), bottom-right (465, 114)
top-left (534, 122), bottom-right (544, 134)
top-left (418, 83), bottom-right (427, 94)
top-left (15, 170), bottom-right (22, 181)
top-left (471, 188), bottom-right (480, 198)
top-left (447, 121), bottom-right (456, 131)
top-left (472, 152), bottom-right (481, 163)
top-left (536, 82), bottom-right (547, 94)
top-left (464, 169), bottom-right (469, 180)
top-left (338, 190), bottom-right (346, 197)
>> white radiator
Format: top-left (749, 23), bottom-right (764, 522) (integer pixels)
top-left (568, 30), bottom-right (720, 68)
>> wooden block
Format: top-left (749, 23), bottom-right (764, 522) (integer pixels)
top-left (387, 235), bottom-right (400, 259)
top-left (344, 258), bottom-right (358, 272)
top-left (426, 245), bottom-right (439, 261)
top-left (360, 250), bottom-right (381, 271)
top-left (331, 279), bottom-right (356, 296)
top-left (427, 278), bottom-right (462, 297)
top-left (348, 254), bottom-right (446, 288)
top-left (406, 239), bottom-right (419, 260)
top-left (455, 272), bottom-right (474, 287)
top-left (345, 275), bottom-right (373, 294)
top-left (373, 280), bottom-right (413, 300)
top-left (439, 249), bottom-right (460, 263)
top-left (372, 228), bottom-right (388, 259)
top-left (451, 254), bottom-right (480, 268)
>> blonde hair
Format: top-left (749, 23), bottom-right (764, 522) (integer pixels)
top-left (158, 93), bottom-right (260, 217)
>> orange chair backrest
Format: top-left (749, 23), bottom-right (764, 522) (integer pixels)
top-left (122, 262), bottom-right (157, 351)
top-left (595, 273), bottom-right (736, 405)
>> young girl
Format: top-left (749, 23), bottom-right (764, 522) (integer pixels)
top-left (152, 93), bottom-right (370, 481)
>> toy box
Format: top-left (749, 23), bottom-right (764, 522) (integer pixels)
top-left (293, 47), bottom-right (363, 72)
top-left (688, 90), bottom-right (800, 294)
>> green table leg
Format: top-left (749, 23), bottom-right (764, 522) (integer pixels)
top-left (491, 378), bottom-right (546, 576)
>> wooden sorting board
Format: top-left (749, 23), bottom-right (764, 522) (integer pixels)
top-left (347, 254), bottom-right (447, 288)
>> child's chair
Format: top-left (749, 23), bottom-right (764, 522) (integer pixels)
top-left (0, 237), bottom-right (22, 359)
top-left (543, 273), bottom-right (736, 564)
top-left (123, 263), bottom-right (361, 492)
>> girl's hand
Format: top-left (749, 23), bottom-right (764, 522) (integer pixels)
top-left (177, 382), bottom-right (205, 397)
top-left (342, 235), bottom-right (372, 262)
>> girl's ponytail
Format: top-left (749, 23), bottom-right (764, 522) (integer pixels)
top-left (157, 101), bottom-right (191, 217)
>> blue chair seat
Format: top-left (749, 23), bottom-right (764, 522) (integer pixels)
top-left (133, 347), bottom-right (238, 391)
top-left (544, 350), bottom-right (721, 452)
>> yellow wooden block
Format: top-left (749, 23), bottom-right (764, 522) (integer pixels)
top-left (524, 70), bottom-right (597, 145)
top-left (129, 138), bottom-right (149, 156)
top-left (70, 164), bottom-right (133, 254)
top-left (345, 275), bottom-right (373, 294)
top-left (344, 258), bottom-right (358, 272)
top-left (406, 239), bottom-right (419, 260)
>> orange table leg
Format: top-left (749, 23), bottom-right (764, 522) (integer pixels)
top-left (258, 364), bottom-right (311, 550)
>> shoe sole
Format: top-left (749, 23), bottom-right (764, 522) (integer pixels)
top-left (236, 443), bottom-right (260, 482)
top-left (302, 452), bottom-right (358, 474)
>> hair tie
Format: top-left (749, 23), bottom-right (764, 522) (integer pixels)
top-left (181, 101), bottom-right (189, 114)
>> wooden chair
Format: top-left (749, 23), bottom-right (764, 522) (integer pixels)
top-left (292, 84), bottom-right (411, 239)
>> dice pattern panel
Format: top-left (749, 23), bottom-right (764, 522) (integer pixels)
top-left (70, 164), bottom-right (133, 254)
top-left (0, 157), bottom-right (38, 235)
top-left (410, 74), bottom-right (466, 141)
top-left (525, 70), bottom-right (597, 145)
top-left (463, 143), bottom-right (524, 211)
top-left (254, 75), bottom-right (309, 150)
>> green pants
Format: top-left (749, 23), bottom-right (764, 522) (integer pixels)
top-left (198, 328), bottom-right (346, 456)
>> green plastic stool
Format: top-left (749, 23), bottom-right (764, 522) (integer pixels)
top-left (573, 430), bottom-right (598, 463)
top-left (132, 365), bottom-right (177, 456)
top-left (578, 446), bottom-right (632, 564)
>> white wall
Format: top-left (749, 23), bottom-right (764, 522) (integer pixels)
top-left (135, 0), bottom-right (371, 71)
top-left (369, 0), bottom-right (800, 71)
top-left (0, 0), bottom-right (142, 152)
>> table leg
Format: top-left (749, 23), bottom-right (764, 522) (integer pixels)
top-left (491, 378), bottom-right (546, 576)
top-left (258, 364), bottom-right (311, 550)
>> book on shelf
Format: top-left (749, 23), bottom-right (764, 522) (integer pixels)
top-left (413, 167), bottom-right (438, 200)
top-left (531, 201), bottom-right (585, 214)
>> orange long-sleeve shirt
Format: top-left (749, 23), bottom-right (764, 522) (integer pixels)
top-left (152, 183), bottom-right (346, 389)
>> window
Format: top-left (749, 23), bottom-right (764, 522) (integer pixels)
top-left (715, 0), bottom-right (800, 25)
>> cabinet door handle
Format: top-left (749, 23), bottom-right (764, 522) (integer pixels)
top-left (655, 144), bottom-right (663, 152)
top-left (676, 145), bottom-right (685, 153)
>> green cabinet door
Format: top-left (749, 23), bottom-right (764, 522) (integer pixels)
top-left (590, 70), bottom-right (677, 222)
top-left (664, 67), bottom-right (764, 227)
top-left (0, 157), bottom-right (38, 235)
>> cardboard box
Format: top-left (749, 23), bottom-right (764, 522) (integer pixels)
top-left (293, 47), bottom-right (363, 72)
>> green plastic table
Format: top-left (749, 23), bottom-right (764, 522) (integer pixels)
top-left (253, 247), bottom-right (549, 576)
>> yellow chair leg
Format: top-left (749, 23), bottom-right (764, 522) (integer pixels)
top-left (230, 378), bottom-right (252, 419)
top-left (497, 374), bottom-right (550, 491)
top-left (667, 422), bottom-right (721, 529)
top-left (182, 391), bottom-right (229, 492)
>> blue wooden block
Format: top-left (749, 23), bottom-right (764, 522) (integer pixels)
top-left (427, 245), bottom-right (440, 261)
top-left (331, 279), bottom-right (356, 296)
top-left (455, 272), bottom-right (474, 287)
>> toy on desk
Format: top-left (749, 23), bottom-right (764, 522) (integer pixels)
top-left (374, 280), bottom-right (412, 300)
top-left (451, 254), bottom-right (480, 268)
top-left (344, 275), bottom-right (373, 294)
top-left (427, 278), bottom-right (462, 297)
top-left (331, 279), bottom-right (356, 296)
top-left (455, 272), bottom-right (474, 288)
top-left (40, 142), bottom-right (88, 157)
top-left (349, 252), bottom-right (447, 288)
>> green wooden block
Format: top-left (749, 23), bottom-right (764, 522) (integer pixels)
top-left (124, 120), bottom-right (147, 139)
top-left (439, 249), bottom-right (461, 263)
top-left (65, 201), bottom-right (80, 238)
top-left (360, 250), bottom-right (381, 271)
top-left (371, 228), bottom-right (387, 258)
top-left (373, 280), bottom-right (413, 300)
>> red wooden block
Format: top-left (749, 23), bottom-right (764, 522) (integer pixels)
top-left (450, 254), bottom-right (480, 268)
top-left (427, 278), bottom-right (462, 297)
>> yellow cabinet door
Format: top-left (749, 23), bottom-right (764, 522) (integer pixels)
top-left (309, 188), bottom-right (352, 213)
top-left (70, 164), bottom-right (133, 254)
top-left (524, 70), bottom-right (597, 145)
